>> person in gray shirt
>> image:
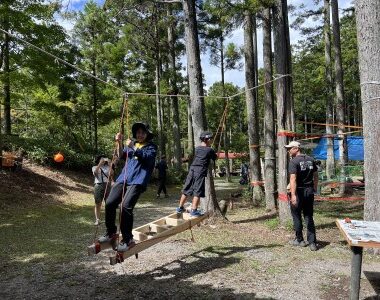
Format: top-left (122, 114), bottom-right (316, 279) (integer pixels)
top-left (92, 155), bottom-right (113, 225)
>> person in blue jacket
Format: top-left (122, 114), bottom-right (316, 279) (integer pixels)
top-left (98, 122), bottom-right (157, 252)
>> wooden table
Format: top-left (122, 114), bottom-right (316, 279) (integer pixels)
top-left (336, 219), bottom-right (380, 300)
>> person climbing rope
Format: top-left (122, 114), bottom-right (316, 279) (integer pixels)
top-left (97, 122), bottom-right (157, 252)
top-left (176, 131), bottom-right (217, 216)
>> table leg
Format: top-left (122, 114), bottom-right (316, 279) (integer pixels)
top-left (350, 246), bottom-right (363, 300)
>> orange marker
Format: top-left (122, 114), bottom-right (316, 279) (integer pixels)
top-left (54, 152), bottom-right (64, 163)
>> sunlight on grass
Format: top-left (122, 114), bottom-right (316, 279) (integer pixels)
top-left (26, 212), bottom-right (42, 219)
top-left (14, 253), bottom-right (48, 263)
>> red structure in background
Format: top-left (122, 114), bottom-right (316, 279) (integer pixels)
top-left (217, 152), bottom-right (247, 159)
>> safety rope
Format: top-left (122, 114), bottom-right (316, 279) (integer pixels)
top-left (116, 94), bottom-right (130, 250)
top-left (211, 99), bottom-right (229, 149)
top-left (92, 94), bottom-right (128, 244)
top-left (0, 28), bottom-right (290, 102)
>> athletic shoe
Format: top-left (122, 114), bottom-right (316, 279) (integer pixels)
top-left (190, 209), bottom-right (203, 217)
top-left (176, 207), bottom-right (186, 213)
top-left (289, 239), bottom-right (307, 247)
top-left (94, 219), bottom-right (100, 226)
top-left (98, 233), bottom-right (116, 243)
top-left (309, 243), bottom-right (318, 251)
top-left (117, 239), bottom-right (136, 252)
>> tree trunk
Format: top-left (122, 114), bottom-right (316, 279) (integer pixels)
top-left (187, 97), bottom-right (194, 158)
top-left (284, 3), bottom-right (294, 132)
top-left (273, 0), bottom-right (292, 224)
top-left (252, 13), bottom-right (264, 203)
top-left (243, 11), bottom-right (264, 206)
top-left (154, 8), bottom-right (164, 157)
top-left (263, 8), bottom-right (276, 211)
top-left (331, 0), bottom-right (347, 194)
top-left (167, 8), bottom-right (182, 171)
top-left (92, 66), bottom-right (98, 154)
top-left (183, 0), bottom-right (221, 216)
top-left (324, 0), bottom-right (335, 180)
top-left (219, 36), bottom-right (231, 182)
top-left (355, 0), bottom-right (380, 223)
top-left (3, 12), bottom-right (11, 135)
top-left (91, 28), bottom-right (98, 154)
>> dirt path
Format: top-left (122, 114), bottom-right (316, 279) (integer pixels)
top-left (0, 163), bottom-right (379, 299)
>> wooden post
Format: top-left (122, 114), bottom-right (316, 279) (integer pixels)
top-left (350, 246), bottom-right (363, 300)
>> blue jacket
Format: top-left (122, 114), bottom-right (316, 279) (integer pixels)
top-left (116, 142), bottom-right (157, 187)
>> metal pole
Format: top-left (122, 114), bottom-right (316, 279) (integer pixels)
top-left (350, 246), bottom-right (363, 300)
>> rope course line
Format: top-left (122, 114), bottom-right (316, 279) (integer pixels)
top-left (228, 74), bottom-right (292, 99)
top-left (0, 27), bottom-right (125, 95)
top-left (360, 81), bottom-right (380, 85)
top-left (0, 27), bottom-right (292, 101)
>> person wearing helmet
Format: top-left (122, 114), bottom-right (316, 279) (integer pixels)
top-left (176, 131), bottom-right (217, 216)
top-left (98, 122), bottom-right (157, 252)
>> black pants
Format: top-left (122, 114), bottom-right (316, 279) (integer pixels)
top-left (290, 187), bottom-right (316, 243)
top-left (105, 182), bottom-right (144, 242)
top-left (157, 177), bottom-right (167, 195)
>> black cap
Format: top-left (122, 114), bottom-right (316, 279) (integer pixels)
top-left (200, 131), bottom-right (213, 141)
top-left (132, 122), bottom-right (154, 141)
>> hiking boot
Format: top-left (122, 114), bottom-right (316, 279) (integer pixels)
top-left (289, 239), bottom-right (307, 247)
top-left (117, 239), bottom-right (136, 252)
top-left (309, 242), bottom-right (318, 251)
top-left (176, 206), bottom-right (186, 213)
top-left (190, 209), bottom-right (203, 217)
top-left (98, 233), bottom-right (117, 244)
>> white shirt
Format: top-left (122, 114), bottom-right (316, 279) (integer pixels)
top-left (92, 165), bottom-right (110, 184)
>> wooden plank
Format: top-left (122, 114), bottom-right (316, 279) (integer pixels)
top-left (149, 224), bottom-right (168, 234)
top-left (132, 231), bottom-right (148, 242)
top-left (335, 219), bottom-right (380, 249)
top-left (165, 218), bottom-right (186, 226)
top-left (87, 234), bottom-right (121, 255)
top-left (110, 212), bottom-right (208, 265)
top-left (133, 224), bottom-right (151, 234)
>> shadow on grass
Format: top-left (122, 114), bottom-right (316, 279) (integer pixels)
top-left (0, 167), bottom-right (92, 210)
top-left (364, 271), bottom-right (380, 298)
top-left (232, 212), bottom-right (278, 224)
top-left (315, 201), bottom-right (364, 220)
top-left (316, 240), bottom-right (331, 250)
top-left (110, 245), bottom-right (280, 299)
top-left (0, 201), bottom-right (176, 267)
top-left (315, 222), bottom-right (337, 230)
top-left (0, 200), bottom-right (280, 300)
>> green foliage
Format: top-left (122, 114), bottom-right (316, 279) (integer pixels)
top-left (264, 217), bottom-right (280, 230)
top-left (292, 8), bottom-right (360, 127)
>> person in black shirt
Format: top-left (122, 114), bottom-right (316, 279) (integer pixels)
top-left (155, 155), bottom-right (168, 198)
top-left (286, 141), bottom-right (319, 251)
top-left (239, 162), bottom-right (249, 185)
top-left (176, 131), bottom-right (217, 216)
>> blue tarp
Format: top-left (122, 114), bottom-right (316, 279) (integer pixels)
top-left (312, 136), bottom-right (364, 161)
